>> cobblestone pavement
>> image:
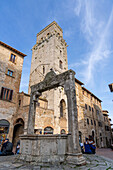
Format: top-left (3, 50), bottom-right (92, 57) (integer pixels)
top-left (96, 148), bottom-right (113, 160)
top-left (0, 153), bottom-right (113, 170)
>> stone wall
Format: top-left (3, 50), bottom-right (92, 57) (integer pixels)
top-left (19, 134), bottom-right (68, 164)
top-left (0, 42), bottom-right (25, 142)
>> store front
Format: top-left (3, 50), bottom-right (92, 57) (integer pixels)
top-left (0, 119), bottom-right (10, 146)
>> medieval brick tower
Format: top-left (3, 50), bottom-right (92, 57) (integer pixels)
top-left (28, 21), bottom-right (68, 133)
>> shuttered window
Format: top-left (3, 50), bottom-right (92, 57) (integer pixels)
top-left (10, 53), bottom-right (16, 63)
top-left (0, 87), bottom-right (13, 101)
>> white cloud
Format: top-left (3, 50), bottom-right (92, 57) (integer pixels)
top-left (74, 0), bottom-right (113, 85)
top-left (74, 0), bottom-right (82, 16)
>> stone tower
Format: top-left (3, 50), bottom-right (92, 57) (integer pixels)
top-left (28, 21), bottom-right (68, 133)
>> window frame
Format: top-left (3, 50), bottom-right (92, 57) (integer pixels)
top-left (7, 69), bottom-right (13, 77)
top-left (91, 119), bottom-right (93, 125)
top-left (85, 104), bottom-right (87, 110)
top-left (89, 106), bottom-right (91, 111)
top-left (87, 118), bottom-right (89, 125)
top-left (10, 53), bottom-right (16, 63)
top-left (0, 87), bottom-right (13, 101)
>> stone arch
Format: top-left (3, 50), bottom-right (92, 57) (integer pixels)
top-left (60, 99), bottom-right (66, 117)
top-left (61, 129), bottom-right (66, 134)
top-left (27, 69), bottom-right (81, 153)
top-left (12, 118), bottom-right (24, 146)
top-left (44, 126), bottom-right (54, 134)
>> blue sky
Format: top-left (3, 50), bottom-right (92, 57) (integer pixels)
top-left (1, 0), bottom-right (113, 123)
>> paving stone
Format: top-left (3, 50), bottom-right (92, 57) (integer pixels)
top-left (0, 153), bottom-right (113, 169)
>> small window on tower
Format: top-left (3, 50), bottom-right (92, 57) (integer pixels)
top-left (19, 100), bottom-right (21, 107)
top-left (43, 66), bottom-right (45, 74)
top-left (59, 60), bottom-right (63, 69)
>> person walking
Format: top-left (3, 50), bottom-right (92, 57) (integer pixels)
top-left (0, 138), bottom-right (14, 156)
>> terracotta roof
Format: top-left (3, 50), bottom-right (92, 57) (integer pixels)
top-left (82, 86), bottom-right (102, 102)
top-left (0, 41), bottom-right (26, 57)
top-left (18, 92), bottom-right (30, 96)
top-left (75, 78), bottom-right (84, 85)
top-left (102, 110), bottom-right (109, 113)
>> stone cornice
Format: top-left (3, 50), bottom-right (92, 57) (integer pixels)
top-left (37, 21), bottom-right (63, 37)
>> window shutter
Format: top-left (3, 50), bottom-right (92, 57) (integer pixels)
top-left (0, 87), bottom-right (4, 99)
top-left (9, 90), bottom-right (13, 101)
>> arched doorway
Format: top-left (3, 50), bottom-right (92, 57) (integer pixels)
top-left (79, 131), bottom-right (82, 143)
top-left (0, 119), bottom-right (10, 145)
top-left (44, 127), bottom-right (53, 134)
top-left (13, 118), bottom-right (24, 146)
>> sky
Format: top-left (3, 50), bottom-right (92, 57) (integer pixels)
top-left (0, 0), bottom-right (113, 123)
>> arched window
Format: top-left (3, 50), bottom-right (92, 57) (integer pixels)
top-left (94, 120), bottom-right (96, 126)
top-left (59, 60), bottom-right (63, 69)
top-left (61, 129), bottom-right (66, 134)
top-left (44, 127), bottom-right (53, 134)
top-left (87, 118), bottom-right (89, 125)
top-left (60, 99), bottom-right (66, 117)
top-left (92, 130), bottom-right (95, 138)
top-left (43, 66), bottom-right (45, 74)
top-left (0, 119), bottom-right (10, 134)
top-left (89, 106), bottom-right (91, 111)
top-left (91, 119), bottom-right (93, 125)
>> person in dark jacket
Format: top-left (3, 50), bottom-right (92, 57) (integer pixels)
top-left (84, 138), bottom-right (92, 154)
top-left (0, 138), bottom-right (14, 156)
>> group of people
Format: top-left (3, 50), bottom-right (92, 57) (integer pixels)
top-left (0, 136), bottom-right (96, 156)
top-left (80, 136), bottom-right (96, 154)
top-left (0, 138), bottom-right (20, 156)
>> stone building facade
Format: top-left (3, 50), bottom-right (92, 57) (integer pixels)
top-left (76, 84), bottom-right (106, 148)
top-left (0, 22), bottom-right (112, 148)
top-left (28, 21), bottom-right (68, 134)
top-left (26, 21), bottom-right (112, 147)
top-left (0, 41), bottom-right (26, 144)
top-left (102, 110), bottom-right (112, 147)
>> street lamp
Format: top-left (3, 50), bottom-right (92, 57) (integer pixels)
top-left (108, 83), bottom-right (113, 92)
